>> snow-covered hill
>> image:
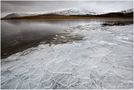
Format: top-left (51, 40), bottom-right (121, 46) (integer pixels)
top-left (4, 13), bottom-right (20, 18)
top-left (3, 8), bottom-right (103, 18)
top-left (2, 8), bottom-right (133, 19)
top-left (49, 8), bottom-right (103, 15)
top-left (121, 8), bottom-right (133, 13)
top-left (4, 13), bottom-right (36, 19)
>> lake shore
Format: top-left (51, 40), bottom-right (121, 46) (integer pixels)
top-left (1, 19), bottom-right (133, 59)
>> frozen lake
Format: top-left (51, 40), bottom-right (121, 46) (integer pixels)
top-left (1, 19), bottom-right (133, 89)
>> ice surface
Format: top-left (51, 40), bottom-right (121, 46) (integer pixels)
top-left (1, 22), bottom-right (133, 89)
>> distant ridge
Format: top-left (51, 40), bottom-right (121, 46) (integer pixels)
top-left (1, 8), bottom-right (133, 20)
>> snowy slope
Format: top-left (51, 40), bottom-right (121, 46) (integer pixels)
top-left (3, 8), bottom-right (133, 19)
top-left (3, 8), bottom-right (103, 18)
top-left (1, 21), bottom-right (133, 89)
top-left (121, 8), bottom-right (133, 13)
top-left (44, 8), bottom-right (133, 15)
top-left (3, 13), bottom-right (37, 18)
top-left (50, 8), bottom-right (99, 15)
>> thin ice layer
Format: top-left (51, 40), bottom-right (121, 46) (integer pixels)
top-left (1, 22), bottom-right (133, 89)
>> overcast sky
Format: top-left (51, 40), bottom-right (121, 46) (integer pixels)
top-left (1, 1), bottom-right (133, 16)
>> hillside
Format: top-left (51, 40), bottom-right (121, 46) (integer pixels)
top-left (1, 8), bottom-right (133, 20)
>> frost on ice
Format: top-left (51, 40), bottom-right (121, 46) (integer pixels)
top-left (1, 22), bottom-right (133, 89)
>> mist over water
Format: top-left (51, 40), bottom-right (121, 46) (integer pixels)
top-left (1, 18), bottom-right (133, 58)
top-left (1, 20), bottom-right (67, 58)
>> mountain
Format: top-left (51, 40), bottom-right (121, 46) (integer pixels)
top-left (1, 8), bottom-right (133, 20)
top-left (121, 8), bottom-right (133, 13)
top-left (48, 8), bottom-right (101, 15)
top-left (4, 13), bottom-right (20, 19)
top-left (98, 8), bottom-right (133, 17)
top-left (3, 13), bottom-right (37, 19)
top-left (1, 8), bottom-right (102, 19)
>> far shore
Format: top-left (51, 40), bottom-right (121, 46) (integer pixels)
top-left (1, 15), bottom-right (133, 20)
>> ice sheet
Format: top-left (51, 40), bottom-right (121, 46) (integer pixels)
top-left (1, 22), bottom-right (133, 89)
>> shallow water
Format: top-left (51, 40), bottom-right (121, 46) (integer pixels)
top-left (1, 19), bottom-right (132, 58)
top-left (2, 20), bottom-right (66, 58)
top-left (1, 19), bottom-right (98, 58)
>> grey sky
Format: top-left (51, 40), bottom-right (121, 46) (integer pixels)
top-left (1, 1), bottom-right (133, 16)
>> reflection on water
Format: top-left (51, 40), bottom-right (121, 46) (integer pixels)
top-left (1, 19), bottom-right (133, 58)
top-left (2, 20), bottom-right (67, 58)
top-left (2, 19), bottom-right (97, 59)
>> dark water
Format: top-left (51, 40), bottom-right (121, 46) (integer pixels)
top-left (1, 19), bottom-right (100, 58)
top-left (1, 20), bottom-right (67, 58)
top-left (1, 19), bottom-right (133, 59)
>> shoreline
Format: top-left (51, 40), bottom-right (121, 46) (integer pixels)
top-left (1, 19), bottom-right (133, 59)
top-left (1, 16), bottom-right (133, 20)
